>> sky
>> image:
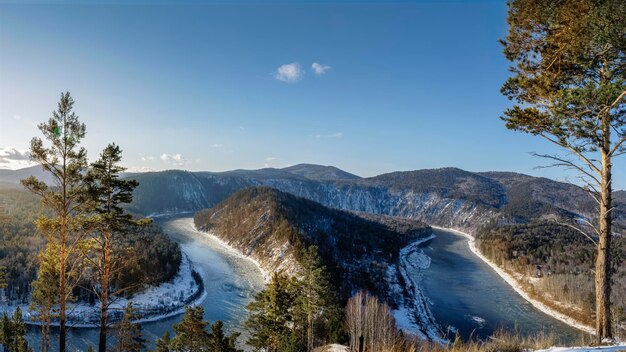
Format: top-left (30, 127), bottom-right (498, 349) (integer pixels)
top-left (0, 1), bottom-right (624, 189)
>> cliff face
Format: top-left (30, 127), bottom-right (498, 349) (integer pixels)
top-left (4, 164), bottom-right (622, 235)
top-left (128, 165), bottom-right (622, 236)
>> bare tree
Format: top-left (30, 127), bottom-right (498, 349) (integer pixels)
top-left (345, 291), bottom-right (405, 352)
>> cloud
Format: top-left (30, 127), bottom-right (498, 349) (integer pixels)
top-left (210, 143), bottom-right (223, 148)
top-left (311, 62), bottom-right (331, 75)
top-left (314, 132), bottom-right (343, 139)
top-left (160, 153), bottom-right (187, 166)
top-left (274, 62), bottom-right (303, 82)
top-left (13, 114), bottom-right (22, 120)
top-left (126, 166), bottom-right (156, 173)
top-left (140, 155), bottom-right (156, 162)
top-left (0, 147), bottom-right (35, 169)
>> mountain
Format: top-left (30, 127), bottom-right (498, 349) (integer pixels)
top-left (193, 186), bottom-right (440, 339)
top-left (0, 165), bottom-right (55, 186)
top-left (194, 186), bottom-right (430, 287)
top-left (125, 166), bottom-right (624, 234)
top-left (282, 163), bottom-right (361, 181)
top-left (3, 164), bottom-right (624, 233)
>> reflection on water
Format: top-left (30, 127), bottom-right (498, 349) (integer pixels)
top-left (415, 228), bottom-right (584, 343)
top-left (26, 216), bottom-right (265, 351)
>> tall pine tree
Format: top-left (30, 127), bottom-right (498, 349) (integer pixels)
top-left (501, 0), bottom-right (625, 340)
top-left (245, 273), bottom-right (298, 352)
top-left (85, 143), bottom-right (146, 352)
top-left (293, 246), bottom-right (342, 351)
top-left (22, 92), bottom-right (90, 352)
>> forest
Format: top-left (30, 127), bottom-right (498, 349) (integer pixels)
top-left (476, 222), bottom-right (626, 339)
top-left (0, 186), bottom-right (181, 305)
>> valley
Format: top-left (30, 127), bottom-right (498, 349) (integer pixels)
top-left (1, 164), bottom-right (624, 349)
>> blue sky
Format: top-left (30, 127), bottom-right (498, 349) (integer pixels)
top-left (1, 1), bottom-right (624, 188)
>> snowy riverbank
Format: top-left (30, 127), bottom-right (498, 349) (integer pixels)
top-left (188, 221), bottom-right (270, 283)
top-left (391, 233), bottom-right (446, 343)
top-left (431, 226), bottom-right (596, 336)
top-left (0, 253), bottom-right (205, 328)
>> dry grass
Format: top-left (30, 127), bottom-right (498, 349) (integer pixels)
top-left (412, 328), bottom-right (559, 352)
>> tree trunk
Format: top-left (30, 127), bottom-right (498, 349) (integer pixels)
top-left (99, 230), bottom-right (111, 352)
top-left (59, 217), bottom-right (67, 352)
top-left (595, 131), bottom-right (613, 341)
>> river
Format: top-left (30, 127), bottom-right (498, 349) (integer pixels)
top-left (414, 228), bottom-right (585, 343)
top-left (25, 216), bottom-right (266, 351)
top-left (25, 218), bottom-right (585, 350)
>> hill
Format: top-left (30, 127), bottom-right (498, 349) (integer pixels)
top-left (194, 186), bottom-right (431, 298)
top-left (193, 187), bottom-right (441, 339)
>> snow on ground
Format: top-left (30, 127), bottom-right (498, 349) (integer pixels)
top-left (431, 226), bottom-right (596, 335)
top-left (194, 225), bottom-right (270, 283)
top-left (390, 233), bottom-right (446, 344)
top-left (535, 346), bottom-right (626, 352)
top-left (0, 253), bottom-right (205, 327)
top-left (314, 344), bottom-right (349, 352)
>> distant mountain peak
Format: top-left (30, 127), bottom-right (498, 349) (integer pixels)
top-left (281, 163), bottom-right (360, 181)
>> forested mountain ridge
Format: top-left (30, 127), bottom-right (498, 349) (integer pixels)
top-left (3, 164), bottom-right (623, 233)
top-left (193, 186), bottom-right (432, 300)
top-left (193, 186), bottom-right (441, 339)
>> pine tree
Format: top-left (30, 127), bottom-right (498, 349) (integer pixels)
top-left (30, 243), bottom-right (59, 352)
top-left (115, 303), bottom-right (146, 352)
top-left (0, 313), bottom-right (12, 350)
top-left (85, 143), bottom-right (146, 352)
top-left (0, 308), bottom-right (33, 352)
top-left (500, 0), bottom-right (625, 340)
top-left (21, 92), bottom-right (90, 352)
top-left (0, 266), bottom-right (6, 289)
top-left (209, 320), bottom-right (241, 352)
top-left (245, 273), bottom-right (298, 352)
top-left (294, 246), bottom-right (342, 351)
top-left (154, 331), bottom-right (171, 352)
top-left (170, 306), bottom-right (211, 351)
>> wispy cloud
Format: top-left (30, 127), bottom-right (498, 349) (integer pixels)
top-left (0, 147), bottom-right (35, 169)
top-left (311, 62), bottom-right (331, 75)
top-left (127, 166), bottom-right (156, 173)
top-left (265, 156), bottom-right (279, 162)
top-left (140, 155), bottom-right (156, 162)
top-left (274, 62), bottom-right (303, 82)
top-left (314, 132), bottom-right (343, 139)
top-left (160, 153), bottom-right (187, 166)
top-left (210, 143), bottom-right (224, 148)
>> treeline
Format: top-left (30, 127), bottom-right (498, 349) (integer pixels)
top-left (0, 188), bottom-right (181, 304)
top-left (475, 221), bottom-right (626, 338)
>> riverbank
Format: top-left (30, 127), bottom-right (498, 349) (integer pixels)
top-left (431, 226), bottom-right (596, 336)
top-left (188, 221), bottom-right (270, 283)
top-left (1, 253), bottom-right (205, 328)
top-left (391, 233), bottom-right (447, 343)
